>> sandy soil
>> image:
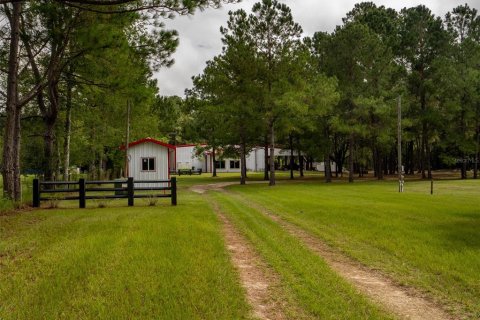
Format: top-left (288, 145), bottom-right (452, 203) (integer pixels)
top-left (209, 198), bottom-right (286, 320)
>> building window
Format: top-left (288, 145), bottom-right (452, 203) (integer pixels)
top-left (215, 160), bottom-right (226, 169)
top-left (230, 160), bottom-right (240, 169)
top-left (142, 157), bottom-right (155, 171)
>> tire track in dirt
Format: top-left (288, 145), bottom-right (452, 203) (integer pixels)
top-left (207, 194), bottom-right (287, 320)
top-left (224, 190), bottom-right (454, 320)
top-left (190, 181), bottom-right (269, 194)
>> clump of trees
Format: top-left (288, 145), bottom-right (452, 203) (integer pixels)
top-left (0, 0), bottom-right (238, 201)
top-left (181, 1), bottom-right (480, 186)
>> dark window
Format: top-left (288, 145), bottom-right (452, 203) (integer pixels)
top-left (230, 160), bottom-right (240, 169)
top-left (142, 157), bottom-right (155, 171)
top-left (215, 160), bottom-right (226, 169)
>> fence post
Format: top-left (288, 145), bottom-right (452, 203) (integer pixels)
top-left (79, 178), bottom-right (86, 208)
top-left (33, 179), bottom-right (40, 207)
top-left (127, 177), bottom-right (134, 206)
top-left (171, 177), bottom-right (177, 206)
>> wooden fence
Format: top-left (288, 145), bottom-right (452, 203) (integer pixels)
top-left (32, 177), bottom-right (177, 208)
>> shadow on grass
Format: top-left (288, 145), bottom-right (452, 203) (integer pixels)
top-left (437, 213), bottom-right (480, 249)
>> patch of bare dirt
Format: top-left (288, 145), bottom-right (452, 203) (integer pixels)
top-left (190, 180), bottom-right (269, 194)
top-left (191, 182), bottom-right (239, 194)
top-left (209, 198), bottom-right (286, 320)
top-left (226, 191), bottom-right (454, 320)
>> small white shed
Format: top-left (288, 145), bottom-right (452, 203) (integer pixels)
top-left (123, 137), bottom-right (175, 185)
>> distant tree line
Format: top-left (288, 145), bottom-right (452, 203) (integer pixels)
top-left (166, 0), bottom-right (479, 186)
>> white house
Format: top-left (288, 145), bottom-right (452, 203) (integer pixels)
top-left (175, 145), bottom-right (306, 173)
top-left (123, 137), bottom-right (175, 186)
top-left (124, 139), bottom-right (338, 178)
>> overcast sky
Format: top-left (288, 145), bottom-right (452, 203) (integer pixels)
top-left (155, 0), bottom-right (480, 96)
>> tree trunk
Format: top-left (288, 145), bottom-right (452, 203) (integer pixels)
top-left (13, 98), bottom-right (22, 201)
top-left (212, 147), bottom-right (217, 177)
top-left (475, 117), bottom-right (479, 179)
top-left (240, 141), bottom-right (246, 185)
top-left (289, 134), bottom-right (294, 180)
top-left (63, 70), bottom-right (73, 181)
top-left (407, 141), bottom-right (415, 175)
top-left (56, 140), bottom-right (62, 180)
top-left (2, 2), bottom-right (22, 201)
top-left (269, 121), bottom-right (275, 186)
top-left (43, 118), bottom-right (56, 181)
top-left (348, 134), bottom-right (354, 183)
top-left (377, 148), bottom-right (384, 180)
top-left (298, 137), bottom-right (304, 178)
top-left (43, 60), bottom-right (61, 181)
top-left (325, 154), bottom-right (332, 183)
top-left (420, 133), bottom-right (426, 179)
top-left (263, 136), bottom-right (269, 180)
top-left (426, 141), bottom-right (432, 180)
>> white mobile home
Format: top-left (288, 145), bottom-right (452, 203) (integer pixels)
top-left (175, 145), bottom-right (303, 173)
top-left (175, 145), bottom-right (246, 173)
top-left (123, 138), bottom-right (175, 185)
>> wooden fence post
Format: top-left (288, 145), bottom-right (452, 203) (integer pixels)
top-left (127, 177), bottom-right (134, 206)
top-left (79, 178), bottom-right (86, 208)
top-left (171, 177), bottom-right (177, 206)
top-left (33, 179), bottom-right (40, 207)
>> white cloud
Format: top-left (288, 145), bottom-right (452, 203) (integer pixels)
top-left (154, 0), bottom-right (480, 96)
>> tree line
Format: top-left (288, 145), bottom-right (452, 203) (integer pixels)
top-left (0, 0), bottom-right (238, 201)
top-left (167, 0), bottom-right (479, 186)
top-left (1, 1), bottom-right (479, 202)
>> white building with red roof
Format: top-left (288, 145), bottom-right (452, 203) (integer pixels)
top-left (123, 137), bottom-right (176, 183)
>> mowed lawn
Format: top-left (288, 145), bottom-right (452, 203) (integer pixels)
top-left (229, 179), bottom-right (480, 318)
top-left (0, 192), bottom-right (250, 319)
top-left (212, 191), bottom-right (392, 319)
top-left (2, 174), bottom-right (480, 319)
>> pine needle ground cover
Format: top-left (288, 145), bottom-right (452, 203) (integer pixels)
top-left (229, 179), bottom-right (480, 318)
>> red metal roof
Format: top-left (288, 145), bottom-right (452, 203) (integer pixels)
top-left (120, 137), bottom-right (176, 150)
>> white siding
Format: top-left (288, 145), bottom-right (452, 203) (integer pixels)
top-left (216, 158), bottom-right (241, 173)
top-left (176, 146), bottom-right (205, 170)
top-left (246, 147), bottom-right (292, 172)
top-left (176, 146), bottom-right (305, 173)
top-left (127, 142), bottom-right (170, 187)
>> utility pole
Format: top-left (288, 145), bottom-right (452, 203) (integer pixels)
top-left (397, 95), bottom-right (404, 192)
top-left (124, 99), bottom-right (131, 178)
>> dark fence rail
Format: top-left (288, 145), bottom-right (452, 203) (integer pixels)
top-left (33, 177), bottom-right (177, 208)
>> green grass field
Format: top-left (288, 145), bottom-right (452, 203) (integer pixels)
top-left (1, 173), bottom-right (479, 319)
top-left (0, 192), bottom-right (250, 319)
top-left (228, 179), bottom-right (480, 318)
